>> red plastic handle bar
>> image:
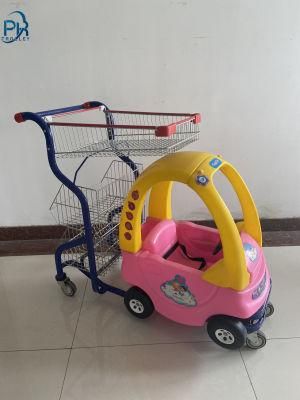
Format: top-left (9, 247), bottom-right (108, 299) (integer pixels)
top-left (155, 114), bottom-right (201, 137)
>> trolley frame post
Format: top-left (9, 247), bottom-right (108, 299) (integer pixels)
top-left (15, 102), bottom-right (126, 297)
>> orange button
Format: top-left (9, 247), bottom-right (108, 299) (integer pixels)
top-left (126, 212), bottom-right (133, 220)
top-left (128, 202), bottom-right (135, 211)
top-left (124, 232), bottom-right (132, 240)
top-left (125, 222), bottom-right (133, 230)
top-left (132, 190), bottom-right (139, 200)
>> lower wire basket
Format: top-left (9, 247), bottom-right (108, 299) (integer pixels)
top-left (50, 160), bottom-right (142, 275)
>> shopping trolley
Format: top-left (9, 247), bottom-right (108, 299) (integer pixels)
top-left (14, 101), bottom-right (201, 297)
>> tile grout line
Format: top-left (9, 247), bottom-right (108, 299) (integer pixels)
top-left (1, 336), bottom-right (300, 354)
top-left (267, 336), bottom-right (300, 340)
top-left (58, 349), bottom-right (72, 400)
top-left (0, 347), bottom-right (72, 353)
top-left (69, 336), bottom-right (300, 350)
top-left (71, 279), bottom-right (88, 349)
top-left (58, 278), bottom-right (88, 400)
top-left (239, 349), bottom-right (258, 400)
top-left (71, 339), bottom-right (212, 350)
top-left (0, 340), bottom-right (210, 353)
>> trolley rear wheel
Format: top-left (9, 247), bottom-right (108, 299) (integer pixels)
top-left (246, 330), bottom-right (267, 349)
top-left (265, 301), bottom-right (274, 318)
top-left (59, 277), bottom-right (77, 297)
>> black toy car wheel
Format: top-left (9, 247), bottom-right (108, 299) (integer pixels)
top-left (124, 287), bottom-right (154, 319)
top-left (207, 316), bottom-right (247, 350)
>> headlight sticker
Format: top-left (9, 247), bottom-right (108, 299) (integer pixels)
top-left (244, 243), bottom-right (258, 262)
top-left (252, 273), bottom-right (267, 300)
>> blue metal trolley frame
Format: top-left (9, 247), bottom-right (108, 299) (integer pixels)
top-left (15, 101), bottom-right (201, 298)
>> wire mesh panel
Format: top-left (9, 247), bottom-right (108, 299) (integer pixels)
top-left (50, 160), bottom-right (142, 275)
top-left (15, 102), bottom-right (202, 294)
top-left (106, 111), bottom-right (195, 127)
top-left (49, 110), bottom-right (201, 158)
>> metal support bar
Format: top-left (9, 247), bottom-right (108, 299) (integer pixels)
top-left (16, 102), bottom-right (125, 296)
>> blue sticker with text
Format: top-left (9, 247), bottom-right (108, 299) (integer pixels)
top-left (210, 158), bottom-right (222, 168)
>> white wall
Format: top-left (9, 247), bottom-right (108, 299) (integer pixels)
top-left (1, 0), bottom-right (300, 226)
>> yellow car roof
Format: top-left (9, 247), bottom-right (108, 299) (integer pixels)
top-left (119, 152), bottom-right (262, 291)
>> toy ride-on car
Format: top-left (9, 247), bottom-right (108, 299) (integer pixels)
top-left (119, 151), bottom-right (273, 350)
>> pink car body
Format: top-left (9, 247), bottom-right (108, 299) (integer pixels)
top-left (121, 218), bottom-right (271, 327)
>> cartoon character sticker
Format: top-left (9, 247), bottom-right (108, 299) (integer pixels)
top-left (243, 243), bottom-right (258, 262)
top-left (160, 275), bottom-right (197, 307)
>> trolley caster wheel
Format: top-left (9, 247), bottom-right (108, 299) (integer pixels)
top-left (265, 301), bottom-right (274, 318)
top-left (207, 316), bottom-right (247, 350)
top-left (124, 287), bottom-right (154, 319)
top-left (246, 330), bottom-right (267, 350)
top-left (59, 277), bottom-right (77, 297)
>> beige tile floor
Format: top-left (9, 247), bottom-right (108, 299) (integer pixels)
top-left (0, 247), bottom-right (299, 400)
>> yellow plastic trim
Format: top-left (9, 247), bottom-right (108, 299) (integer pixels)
top-left (149, 181), bottom-right (173, 220)
top-left (221, 163), bottom-right (262, 246)
top-left (119, 151), bottom-right (261, 291)
top-left (120, 152), bottom-right (212, 253)
top-left (189, 178), bottom-right (250, 291)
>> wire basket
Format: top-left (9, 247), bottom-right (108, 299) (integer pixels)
top-left (49, 110), bottom-right (201, 158)
top-left (50, 160), bottom-right (142, 275)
